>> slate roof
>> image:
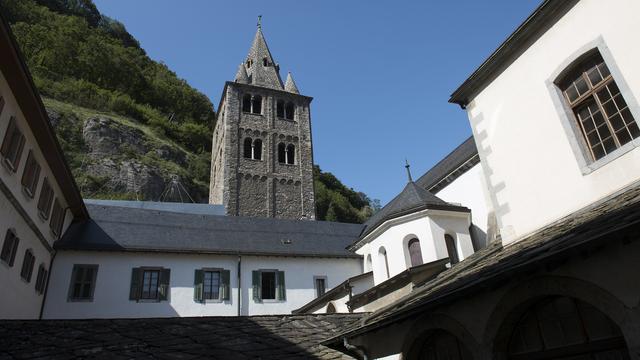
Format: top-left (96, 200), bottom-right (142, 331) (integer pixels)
top-left (84, 199), bottom-right (226, 216)
top-left (415, 136), bottom-right (479, 194)
top-left (246, 27), bottom-right (284, 90)
top-left (355, 182), bottom-right (469, 244)
top-left (326, 181), bottom-right (640, 345)
top-left (55, 204), bottom-right (364, 258)
top-left (0, 314), bottom-right (365, 360)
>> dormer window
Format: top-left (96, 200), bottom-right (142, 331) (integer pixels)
top-left (263, 57), bottom-right (269, 67)
top-left (246, 59), bottom-right (253, 68)
top-left (558, 51), bottom-right (639, 161)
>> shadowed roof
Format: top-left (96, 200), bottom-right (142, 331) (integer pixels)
top-left (415, 136), bottom-right (479, 193)
top-left (356, 182), bottom-right (469, 243)
top-left (55, 203), bottom-right (364, 258)
top-left (0, 314), bottom-right (365, 359)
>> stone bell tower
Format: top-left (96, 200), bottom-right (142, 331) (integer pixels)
top-left (209, 21), bottom-right (316, 220)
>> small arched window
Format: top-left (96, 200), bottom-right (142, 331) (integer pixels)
top-left (444, 234), bottom-right (459, 265)
top-left (20, 249), bottom-right (35, 282)
top-left (251, 95), bottom-right (262, 114)
top-left (285, 102), bottom-right (295, 120)
top-left (558, 51), bottom-right (639, 161)
top-left (408, 238), bottom-right (423, 267)
top-left (286, 144), bottom-right (295, 165)
top-left (253, 139), bottom-right (262, 160)
top-left (276, 100), bottom-right (285, 118)
top-left (243, 138), bottom-right (253, 159)
top-left (378, 247), bottom-right (390, 280)
top-left (366, 254), bottom-right (372, 272)
top-left (278, 143), bottom-right (286, 163)
top-left (263, 57), bottom-right (269, 67)
top-left (326, 303), bottom-right (336, 314)
top-left (242, 94), bottom-right (252, 113)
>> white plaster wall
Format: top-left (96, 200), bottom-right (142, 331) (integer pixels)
top-left (0, 68), bottom-right (74, 319)
top-left (466, 0), bottom-right (640, 243)
top-left (356, 211), bottom-right (472, 286)
top-left (44, 251), bottom-right (361, 319)
top-left (436, 164), bottom-right (490, 233)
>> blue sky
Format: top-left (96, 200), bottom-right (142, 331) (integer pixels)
top-left (92, 0), bottom-right (541, 205)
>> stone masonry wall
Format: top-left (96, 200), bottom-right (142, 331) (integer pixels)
top-left (210, 82), bottom-right (315, 219)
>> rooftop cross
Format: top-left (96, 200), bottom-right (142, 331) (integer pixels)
top-left (405, 159), bottom-right (413, 183)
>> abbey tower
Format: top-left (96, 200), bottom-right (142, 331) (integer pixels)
top-left (209, 24), bottom-right (316, 219)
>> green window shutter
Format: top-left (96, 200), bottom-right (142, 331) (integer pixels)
top-left (277, 271), bottom-right (286, 301)
top-left (129, 268), bottom-right (141, 301)
top-left (252, 270), bottom-right (261, 302)
top-left (159, 268), bottom-right (171, 301)
top-left (220, 269), bottom-right (231, 301)
top-left (194, 269), bottom-right (204, 303)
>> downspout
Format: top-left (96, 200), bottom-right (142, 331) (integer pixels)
top-left (39, 206), bottom-right (69, 319)
top-left (237, 254), bottom-right (242, 316)
top-left (343, 337), bottom-right (368, 360)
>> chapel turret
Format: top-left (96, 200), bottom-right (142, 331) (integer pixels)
top-left (209, 22), bottom-right (316, 220)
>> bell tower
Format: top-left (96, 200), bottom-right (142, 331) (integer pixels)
top-left (209, 22), bottom-right (316, 220)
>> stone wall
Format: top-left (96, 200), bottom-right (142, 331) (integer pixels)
top-left (211, 82), bottom-right (316, 219)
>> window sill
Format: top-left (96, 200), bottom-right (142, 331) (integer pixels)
top-left (21, 186), bottom-right (35, 200)
top-left (1, 157), bottom-right (16, 173)
top-left (37, 210), bottom-right (49, 222)
top-left (242, 112), bottom-right (263, 117)
top-left (581, 137), bottom-right (640, 175)
top-left (256, 299), bottom-right (285, 304)
top-left (243, 158), bottom-right (263, 162)
top-left (67, 298), bottom-right (94, 303)
top-left (276, 117), bottom-right (296, 123)
top-left (278, 163), bottom-right (297, 167)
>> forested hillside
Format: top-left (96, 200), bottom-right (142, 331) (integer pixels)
top-left (0, 0), bottom-right (378, 222)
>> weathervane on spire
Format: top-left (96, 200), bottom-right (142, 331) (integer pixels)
top-left (405, 159), bottom-right (413, 182)
top-left (257, 15), bottom-right (262, 29)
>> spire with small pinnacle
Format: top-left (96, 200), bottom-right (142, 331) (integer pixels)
top-left (242, 17), bottom-right (284, 90)
top-left (284, 72), bottom-right (300, 94)
top-left (405, 159), bottom-right (413, 182)
top-left (235, 63), bottom-right (249, 84)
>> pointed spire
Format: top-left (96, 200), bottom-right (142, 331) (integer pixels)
top-left (243, 20), bottom-right (284, 90)
top-left (405, 159), bottom-right (413, 182)
top-left (235, 63), bottom-right (249, 84)
top-left (284, 72), bottom-right (300, 94)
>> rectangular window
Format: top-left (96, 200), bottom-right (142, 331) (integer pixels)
top-left (0, 117), bottom-right (26, 172)
top-left (68, 264), bottom-right (98, 301)
top-left (261, 271), bottom-right (276, 300)
top-left (35, 264), bottom-right (48, 295)
top-left (315, 277), bottom-right (326, 298)
top-left (252, 270), bottom-right (285, 302)
top-left (50, 198), bottom-right (64, 236)
top-left (0, 229), bottom-right (19, 266)
top-left (20, 249), bottom-right (35, 282)
top-left (130, 267), bottom-right (170, 302)
top-left (141, 269), bottom-right (160, 300)
top-left (194, 268), bottom-right (230, 303)
top-left (37, 178), bottom-right (54, 220)
top-left (203, 270), bottom-right (221, 300)
top-left (21, 150), bottom-right (41, 198)
top-left (560, 53), bottom-right (639, 161)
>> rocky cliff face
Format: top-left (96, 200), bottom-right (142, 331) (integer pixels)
top-left (46, 100), bottom-right (210, 203)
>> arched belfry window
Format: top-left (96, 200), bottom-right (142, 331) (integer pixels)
top-left (277, 143), bottom-right (286, 163)
top-left (242, 94), bottom-right (252, 113)
top-left (276, 100), bottom-right (285, 118)
top-left (507, 296), bottom-right (628, 359)
top-left (285, 102), bottom-right (295, 120)
top-left (243, 138), bottom-right (252, 159)
top-left (559, 51), bottom-right (639, 161)
top-left (242, 94), bottom-right (262, 115)
top-left (286, 144), bottom-right (295, 165)
top-left (408, 238), bottom-right (423, 267)
top-left (378, 247), bottom-right (390, 280)
top-left (252, 95), bottom-right (262, 114)
top-left (253, 139), bottom-right (262, 160)
top-left (445, 234), bottom-right (459, 265)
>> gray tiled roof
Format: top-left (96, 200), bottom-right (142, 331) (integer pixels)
top-left (415, 136), bottom-right (479, 193)
top-left (356, 182), bottom-right (469, 242)
top-left (0, 314), bottom-right (365, 359)
top-left (56, 204), bottom-right (364, 258)
top-left (327, 181), bottom-right (640, 343)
